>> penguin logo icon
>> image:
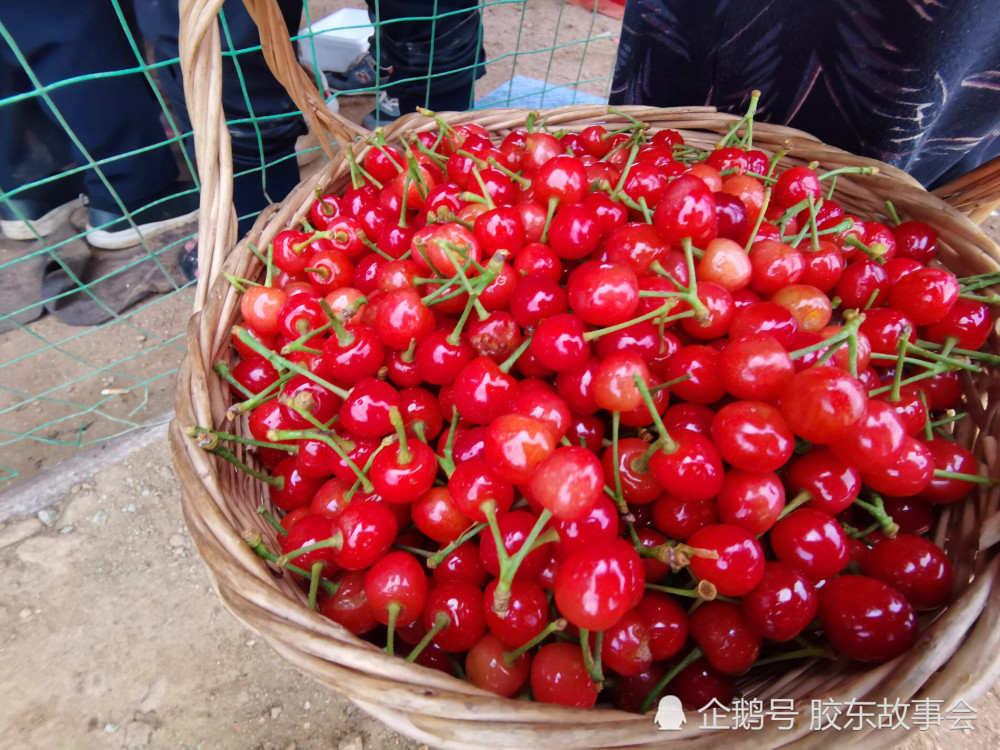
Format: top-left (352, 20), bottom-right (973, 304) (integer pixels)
top-left (655, 695), bottom-right (687, 730)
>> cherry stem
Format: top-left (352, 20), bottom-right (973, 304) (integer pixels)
top-left (275, 532), bottom-right (344, 568)
top-left (579, 629), bottom-right (605, 687)
top-left (885, 200), bottom-right (902, 227)
top-left (307, 561), bottom-right (324, 610)
top-left (640, 647), bottom-right (703, 714)
top-left (610, 411), bottom-right (628, 514)
top-left (234, 327), bottom-right (350, 399)
top-left (226, 372), bottom-right (295, 419)
top-left (767, 142), bottom-right (792, 179)
top-left (256, 505), bottom-right (288, 536)
top-left (263, 241), bottom-right (274, 288)
top-left (753, 645), bottom-right (836, 668)
top-left (818, 165), bottom-right (879, 181)
top-left (388, 406), bottom-right (411, 464)
top-left (436, 409), bottom-right (460, 478)
top-left (485, 156), bottom-right (531, 188)
top-left (919, 390), bottom-right (934, 441)
top-left (853, 493), bottom-right (899, 537)
top-left (281, 320), bottom-right (333, 355)
top-left (268, 429), bottom-right (374, 493)
top-left (485, 503), bottom-right (555, 613)
top-left (777, 490), bottom-right (812, 520)
top-left (346, 439), bottom-right (389, 501)
top-left (345, 146), bottom-right (382, 190)
top-left (406, 611), bottom-right (450, 663)
top-left (914, 338), bottom-right (1000, 366)
top-left (213, 362), bottom-right (253, 399)
top-left (223, 273), bottom-right (259, 293)
top-left (646, 581), bottom-right (718, 601)
top-left (385, 601), bottom-right (400, 657)
top-left (499, 335), bottom-right (533, 373)
top-left (934, 469), bottom-right (996, 486)
top-left (743, 187), bottom-right (772, 253)
top-left (502, 618), bottom-right (567, 665)
top-left (633, 374), bottom-right (678, 453)
top-left (203, 442), bottom-right (283, 488)
top-left (539, 196), bottom-right (559, 245)
top-left (844, 235), bottom-right (888, 264)
top-left (426, 522), bottom-right (489, 569)
top-left (583, 302), bottom-right (689, 341)
top-left (186, 425), bottom-right (296, 454)
top-left (241, 529), bottom-right (339, 594)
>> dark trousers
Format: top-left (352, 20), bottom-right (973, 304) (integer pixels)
top-left (0, 0), bottom-right (304, 233)
top-left (366, 0), bottom-right (485, 115)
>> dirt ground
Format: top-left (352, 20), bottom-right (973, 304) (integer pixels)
top-left (0, 0), bottom-right (620, 491)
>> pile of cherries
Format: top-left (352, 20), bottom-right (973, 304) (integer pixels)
top-left (196, 100), bottom-right (999, 714)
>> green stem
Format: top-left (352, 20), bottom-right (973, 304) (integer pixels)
top-left (503, 618), bottom-right (567, 665)
top-left (256, 505), bottom-right (288, 536)
top-left (307, 561), bottom-right (324, 610)
top-left (640, 648), bottom-right (703, 714)
top-left (426, 522), bottom-right (489, 569)
top-left (406, 611), bottom-right (450, 662)
top-left (241, 529), bottom-right (339, 595)
top-left (385, 601), bottom-right (400, 657)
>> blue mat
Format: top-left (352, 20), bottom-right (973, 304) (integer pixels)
top-left (474, 75), bottom-right (607, 110)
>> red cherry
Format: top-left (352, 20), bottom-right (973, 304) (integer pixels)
top-left (818, 576), bottom-right (917, 662)
top-left (866, 534), bottom-right (952, 609)
top-left (554, 540), bottom-right (638, 631)
top-left (770, 508), bottom-right (849, 582)
top-left (741, 562), bottom-right (818, 641)
top-left (689, 601), bottom-right (761, 675)
top-left (530, 642), bottom-right (597, 708)
top-left (779, 366), bottom-right (868, 444)
top-left (686, 524), bottom-right (765, 596)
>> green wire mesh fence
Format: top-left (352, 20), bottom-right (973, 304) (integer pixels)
top-left (0, 0), bottom-right (622, 487)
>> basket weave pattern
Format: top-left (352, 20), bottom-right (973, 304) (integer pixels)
top-left (170, 2), bottom-right (1000, 747)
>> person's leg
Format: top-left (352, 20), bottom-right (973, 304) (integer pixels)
top-left (0, 2), bottom-right (181, 223)
top-left (364, 0), bottom-right (486, 127)
top-left (0, 48), bottom-right (84, 239)
top-left (137, 0), bottom-right (305, 239)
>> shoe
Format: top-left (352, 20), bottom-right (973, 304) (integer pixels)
top-left (325, 51), bottom-right (378, 93)
top-left (362, 90), bottom-right (401, 130)
top-left (0, 171), bottom-right (85, 241)
top-left (86, 182), bottom-right (200, 250)
top-left (177, 243), bottom-right (199, 282)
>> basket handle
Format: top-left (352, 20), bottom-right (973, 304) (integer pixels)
top-left (933, 154), bottom-right (1000, 224)
top-left (179, 0), bottom-right (366, 311)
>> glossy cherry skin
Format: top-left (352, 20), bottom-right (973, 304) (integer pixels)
top-left (432, 541), bottom-right (489, 589)
top-left (531, 445), bottom-right (605, 521)
top-left (601, 609), bottom-right (653, 677)
top-left (530, 642), bottom-right (598, 708)
top-left (828, 400), bottom-right (906, 474)
top-left (686, 524), bottom-right (765, 596)
top-left (339, 377), bottom-right (401, 438)
top-left (741, 562), bottom-right (818, 641)
top-left (818, 575), bottom-right (918, 662)
top-left (600, 438), bottom-right (662, 505)
top-left (865, 534), bottom-right (953, 609)
top-left (662, 345), bottom-right (727, 404)
top-left (862, 435), bottom-right (934, 498)
top-left (716, 470), bottom-right (785, 535)
top-left (893, 220), bottom-right (937, 263)
top-left (779, 366), bottom-right (868, 444)
top-left (550, 495), bottom-right (619, 559)
top-left (369, 438), bottom-right (437, 504)
top-left (452, 357), bottom-right (519, 425)
top-left (567, 260), bottom-right (640, 325)
top-left (920, 439), bottom-right (979, 504)
top-left (769, 508), bottom-right (849, 582)
top-left (711, 400), bottom-right (795, 472)
top-left (554, 540), bottom-right (638, 632)
top-left (689, 601), bottom-right (761, 675)
top-left (320, 570), bottom-right (377, 635)
top-left (649, 430), bottom-right (725, 502)
top-left (411, 487), bottom-right (472, 544)
top-left (529, 313), bottom-right (591, 372)
top-left (280, 513), bottom-right (339, 574)
top-left (423, 580), bottom-right (486, 653)
top-left (636, 591), bottom-right (688, 661)
top-left (785, 450), bottom-right (861, 515)
top-left (465, 632), bottom-right (530, 698)
top-left (482, 579), bottom-right (548, 648)
top-left (922, 298), bottom-right (992, 351)
top-left (332, 501), bottom-right (399, 570)
top-left (654, 174), bottom-right (718, 246)
top-left (888, 267), bottom-right (960, 326)
top-left (364, 551), bottom-right (428, 627)
top-left (719, 334), bottom-right (794, 402)
top-left (447, 456), bottom-right (514, 522)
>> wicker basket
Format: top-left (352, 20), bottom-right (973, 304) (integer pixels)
top-left (170, 1), bottom-right (1000, 747)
